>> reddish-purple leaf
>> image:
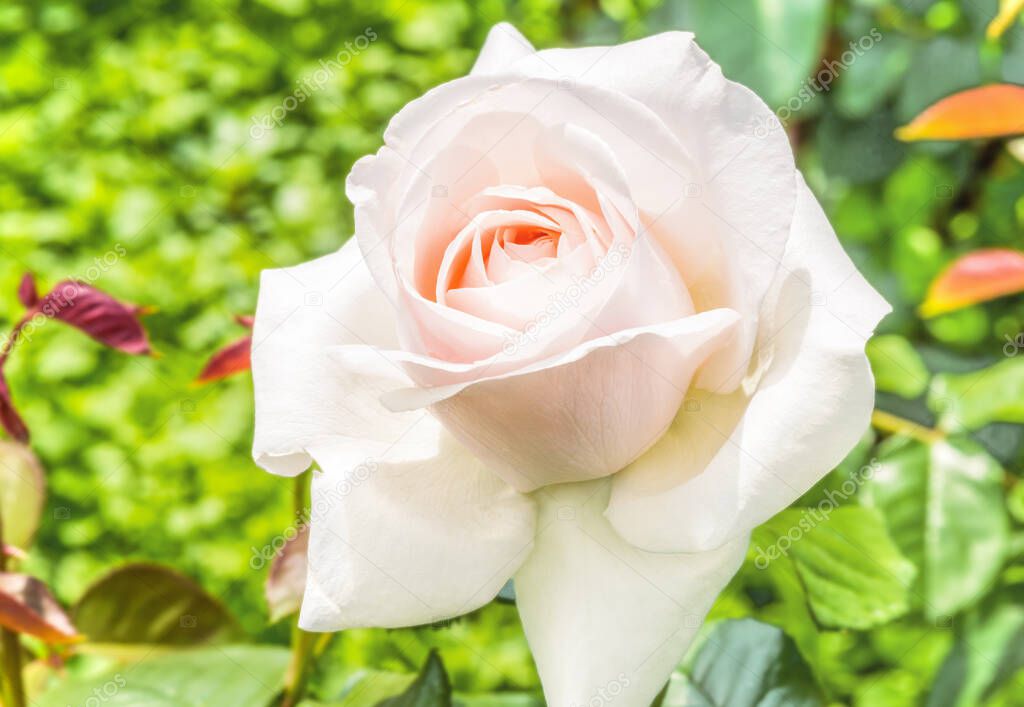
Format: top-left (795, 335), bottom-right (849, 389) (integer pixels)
top-left (0, 572), bottom-right (81, 644)
top-left (265, 525), bottom-right (308, 623)
top-left (235, 314), bottom-right (254, 329)
top-left (38, 281), bottom-right (151, 355)
top-left (0, 373), bottom-right (28, 442)
top-left (196, 335), bottom-right (252, 384)
top-left (17, 274), bottom-right (37, 308)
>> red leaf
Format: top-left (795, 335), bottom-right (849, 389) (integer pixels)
top-left (920, 248), bottom-right (1024, 317)
top-left (235, 314), bottom-right (254, 329)
top-left (265, 525), bottom-right (308, 623)
top-left (38, 281), bottom-right (151, 355)
top-left (196, 335), bottom-right (252, 384)
top-left (896, 85), bottom-right (1024, 141)
top-left (0, 373), bottom-right (28, 442)
top-left (0, 573), bottom-right (81, 644)
top-left (17, 274), bottom-right (37, 308)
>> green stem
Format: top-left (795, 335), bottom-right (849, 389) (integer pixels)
top-left (0, 508), bottom-right (25, 707)
top-left (280, 471), bottom-right (314, 707)
top-left (871, 410), bottom-right (945, 445)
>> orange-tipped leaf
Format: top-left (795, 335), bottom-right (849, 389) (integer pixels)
top-left (896, 85), bottom-right (1024, 141)
top-left (920, 248), bottom-right (1024, 317)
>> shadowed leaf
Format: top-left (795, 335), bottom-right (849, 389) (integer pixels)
top-left (920, 248), bottom-right (1024, 317)
top-left (73, 562), bottom-right (242, 646)
top-left (0, 573), bottom-right (79, 644)
top-left (265, 524), bottom-right (308, 623)
top-left (896, 85), bottom-right (1024, 141)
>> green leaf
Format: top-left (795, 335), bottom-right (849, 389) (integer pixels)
top-left (668, 619), bottom-right (824, 706)
top-left (322, 671), bottom-right (416, 707)
top-left (73, 562), bottom-right (243, 646)
top-left (926, 596), bottom-right (1024, 707)
top-left (929, 357), bottom-right (1024, 431)
top-left (757, 506), bottom-right (915, 630)
top-left (867, 335), bottom-right (930, 400)
top-left (859, 437), bottom-right (1010, 618)
top-left (0, 440), bottom-right (45, 549)
top-left (818, 108), bottom-right (906, 184)
top-left (377, 651), bottom-right (452, 707)
top-left (834, 35), bottom-right (912, 119)
top-left (654, 0), bottom-right (830, 109)
top-left (35, 644), bottom-right (290, 707)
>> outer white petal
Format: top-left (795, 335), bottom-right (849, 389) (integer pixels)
top-left (482, 30), bottom-right (798, 393)
top-left (251, 238), bottom-right (400, 476)
top-left (300, 416), bottom-right (536, 630)
top-left (515, 481), bottom-right (748, 707)
top-left (605, 174), bottom-right (891, 553)
top-left (471, 23), bottom-right (535, 75)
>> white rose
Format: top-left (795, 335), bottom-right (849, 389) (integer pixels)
top-left (252, 23), bottom-right (889, 705)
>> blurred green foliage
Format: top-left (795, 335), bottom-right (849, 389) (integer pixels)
top-left (3, 0), bottom-right (1024, 704)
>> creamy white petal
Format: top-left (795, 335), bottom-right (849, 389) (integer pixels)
top-left (606, 174), bottom-right (891, 553)
top-left (491, 31), bottom-right (798, 393)
top-left (251, 238), bottom-right (400, 476)
top-left (300, 417), bottom-right (536, 630)
top-left (515, 481), bottom-right (748, 707)
top-left (471, 23), bottom-right (536, 76)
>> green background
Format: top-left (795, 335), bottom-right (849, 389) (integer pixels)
top-left (3, 0), bottom-right (1024, 704)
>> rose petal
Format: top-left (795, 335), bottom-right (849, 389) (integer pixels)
top-left (335, 308), bottom-right (738, 492)
top-left (514, 481), bottom-right (747, 707)
top-left (299, 418), bottom-right (535, 630)
top-left (488, 31), bottom-right (798, 393)
top-left (251, 238), bottom-right (401, 476)
top-left (471, 23), bottom-right (536, 75)
top-left (606, 174), bottom-right (890, 552)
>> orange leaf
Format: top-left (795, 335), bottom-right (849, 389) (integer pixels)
top-left (920, 248), bottom-right (1024, 318)
top-left (195, 335), bottom-right (252, 384)
top-left (0, 573), bottom-right (81, 644)
top-left (896, 85), bottom-right (1024, 141)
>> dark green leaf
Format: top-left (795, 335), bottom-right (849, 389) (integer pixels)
top-left (376, 651), bottom-right (452, 707)
top-left (926, 596), bottom-right (1024, 707)
top-left (671, 619), bottom-right (824, 706)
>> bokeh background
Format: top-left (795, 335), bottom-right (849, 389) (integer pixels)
top-left (3, 0), bottom-right (1024, 704)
